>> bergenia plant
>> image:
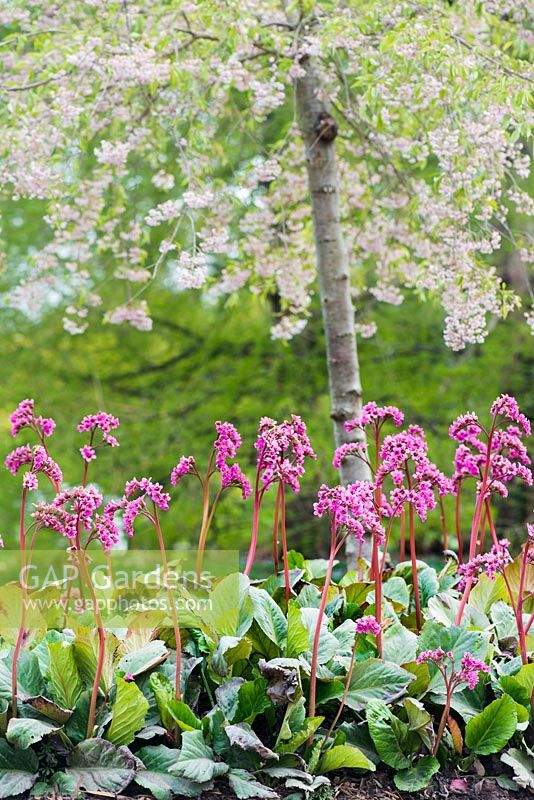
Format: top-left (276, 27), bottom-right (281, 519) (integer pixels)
top-left (416, 649), bottom-right (490, 755)
top-left (244, 414), bottom-right (316, 603)
top-left (170, 420), bottom-right (251, 577)
top-left (5, 401), bottom-right (122, 735)
top-left (451, 395), bottom-right (532, 625)
top-left (5, 400), bottom-right (61, 718)
top-left (310, 482), bottom-right (384, 718)
top-left (319, 615), bottom-right (382, 753)
top-left (376, 425), bottom-right (451, 633)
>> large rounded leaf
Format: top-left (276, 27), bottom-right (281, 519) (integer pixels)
top-left (317, 744), bottom-right (375, 774)
top-left (465, 694), bottom-right (517, 755)
top-left (6, 718), bottom-right (60, 749)
top-left (64, 738), bottom-right (136, 793)
top-left (136, 745), bottom-right (203, 799)
top-left (106, 677), bottom-right (149, 746)
top-left (344, 659), bottom-right (415, 710)
top-left (394, 756), bottom-right (440, 791)
top-left (0, 740), bottom-right (38, 798)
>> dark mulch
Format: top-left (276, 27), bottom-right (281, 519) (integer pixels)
top-left (71, 770), bottom-right (533, 800)
top-left (330, 771), bottom-right (532, 800)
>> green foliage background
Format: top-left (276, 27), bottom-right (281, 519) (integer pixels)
top-left (1, 286), bottom-right (532, 561)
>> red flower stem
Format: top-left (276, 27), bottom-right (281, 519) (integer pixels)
top-left (405, 470), bottom-right (422, 632)
top-left (280, 484), bottom-right (291, 605)
top-left (433, 673), bottom-right (452, 756)
top-left (525, 610), bottom-right (534, 636)
top-left (319, 633), bottom-right (361, 755)
top-left (11, 487), bottom-right (28, 718)
top-left (477, 505), bottom-right (489, 555)
top-left (517, 543), bottom-right (529, 665)
top-left (195, 452), bottom-right (215, 579)
top-left (485, 501), bottom-right (518, 618)
top-left (154, 505), bottom-right (182, 700)
top-left (455, 420), bottom-right (496, 625)
top-left (309, 518), bottom-right (336, 722)
top-left (455, 485), bottom-right (464, 564)
top-left (439, 496), bottom-right (448, 552)
top-left (244, 459), bottom-right (264, 576)
top-left (272, 482), bottom-right (282, 574)
top-left (76, 548), bottom-right (106, 738)
top-left (399, 506), bottom-right (406, 563)
top-left (370, 427), bottom-right (381, 582)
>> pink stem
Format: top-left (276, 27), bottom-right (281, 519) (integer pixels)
top-left (244, 468), bottom-right (263, 576)
top-left (272, 482), bottom-right (281, 574)
top-left (11, 487), bottom-right (28, 718)
top-left (399, 507), bottom-right (406, 563)
top-left (309, 521), bottom-right (336, 721)
top-left (439, 496), bottom-right (448, 553)
top-left (154, 506), bottom-right (182, 700)
top-left (455, 485), bottom-right (463, 564)
top-left (280, 484), bottom-right (290, 605)
top-left (516, 542), bottom-right (529, 665)
top-left (319, 633), bottom-right (361, 755)
top-left (456, 422), bottom-right (495, 625)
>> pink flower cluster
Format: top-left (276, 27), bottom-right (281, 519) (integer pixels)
top-left (344, 402), bottom-right (404, 432)
top-left (313, 482), bottom-right (385, 545)
top-left (376, 427), bottom-right (450, 520)
top-left (77, 412), bottom-right (120, 461)
top-left (10, 399), bottom-right (56, 439)
top-left (450, 396), bottom-right (532, 498)
top-left (170, 421), bottom-right (251, 499)
top-left (121, 478), bottom-right (171, 536)
top-left (214, 421), bottom-right (241, 469)
top-left (5, 444), bottom-right (63, 489)
top-left (255, 414), bottom-right (316, 493)
top-left (457, 539), bottom-right (513, 591)
top-left (332, 441), bottom-right (369, 470)
top-left (416, 648), bottom-right (489, 691)
top-left (77, 412), bottom-right (120, 436)
top-left (54, 486), bottom-right (103, 536)
top-left (125, 478), bottom-right (170, 510)
top-left (170, 456), bottom-right (197, 486)
top-left (491, 394), bottom-right (531, 436)
top-left (355, 615), bottom-right (381, 636)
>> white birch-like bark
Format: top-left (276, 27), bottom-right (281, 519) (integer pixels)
top-left (295, 55), bottom-right (371, 563)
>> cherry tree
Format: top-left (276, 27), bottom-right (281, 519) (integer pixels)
top-left (1, 1), bottom-right (532, 556)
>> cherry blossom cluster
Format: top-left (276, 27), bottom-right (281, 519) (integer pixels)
top-left (255, 415), bottom-right (316, 493)
top-left (1, 2), bottom-right (531, 347)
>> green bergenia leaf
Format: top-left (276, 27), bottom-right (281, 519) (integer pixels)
top-left (394, 755), bottom-right (440, 791)
top-left (107, 677), bottom-right (149, 746)
top-left (136, 745), bottom-right (203, 799)
top-left (171, 730), bottom-right (228, 782)
top-left (0, 739), bottom-right (39, 798)
top-left (465, 694), bottom-right (517, 755)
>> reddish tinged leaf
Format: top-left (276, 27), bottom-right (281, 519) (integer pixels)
top-left (448, 716), bottom-right (463, 755)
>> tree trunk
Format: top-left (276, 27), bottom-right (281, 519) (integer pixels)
top-left (295, 55), bottom-right (371, 563)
